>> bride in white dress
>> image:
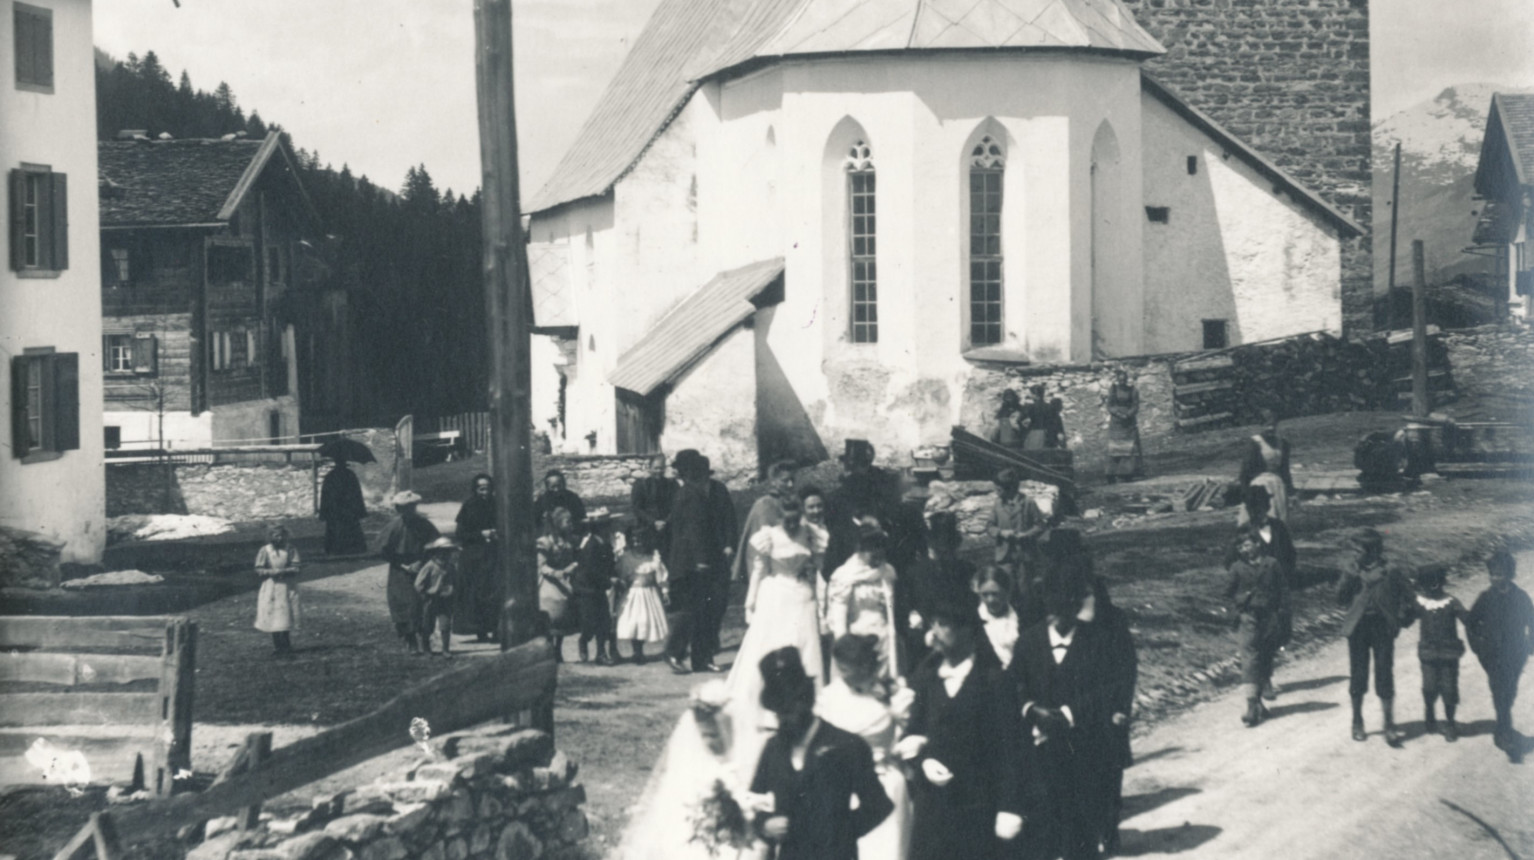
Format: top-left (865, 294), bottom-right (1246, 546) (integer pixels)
top-left (617, 681), bottom-right (770, 860)
top-left (725, 497), bottom-right (826, 745)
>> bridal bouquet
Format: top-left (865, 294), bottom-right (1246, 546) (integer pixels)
top-left (687, 775), bottom-right (775, 856)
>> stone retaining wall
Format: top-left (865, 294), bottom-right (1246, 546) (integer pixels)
top-left (107, 463), bottom-right (316, 520)
top-left (1441, 324), bottom-right (1534, 405)
top-left (187, 728), bottom-right (587, 860)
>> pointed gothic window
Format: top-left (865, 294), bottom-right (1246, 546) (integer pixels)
top-left (846, 140), bottom-right (877, 344)
top-left (969, 135), bottom-right (1005, 346)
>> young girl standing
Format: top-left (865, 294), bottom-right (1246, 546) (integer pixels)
top-left (254, 526), bottom-right (301, 658)
top-left (614, 526), bottom-right (669, 664)
top-left (1408, 565), bottom-right (1467, 742)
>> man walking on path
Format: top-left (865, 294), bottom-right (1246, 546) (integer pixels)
top-left (664, 450), bottom-right (733, 674)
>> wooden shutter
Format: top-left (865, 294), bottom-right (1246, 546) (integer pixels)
top-left (52, 353), bottom-right (79, 452)
top-left (48, 172), bottom-right (67, 271)
top-left (12, 8), bottom-right (32, 84)
top-left (7, 170), bottom-right (23, 271)
top-left (9, 357), bottom-right (28, 458)
top-left (34, 8), bottom-right (53, 89)
top-left (133, 334), bottom-right (158, 375)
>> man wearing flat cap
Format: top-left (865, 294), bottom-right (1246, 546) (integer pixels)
top-left (750, 646), bottom-right (893, 860)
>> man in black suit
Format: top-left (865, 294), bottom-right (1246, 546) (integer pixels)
top-left (901, 596), bottom-right (1030, 860)
top-left (699, 456), bottom-right (739, 664)
top-left (664, 450), bottom-right (733, 674)
top-left (751, 646), bottom-right (892, 860)
top-left (1010, 566), bottom-right (1122, 860)
top-left (629, 453), bottom-right (676, 553)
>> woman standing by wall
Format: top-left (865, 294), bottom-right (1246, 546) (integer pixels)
top-left (1103, 368), bottom-right (1143, 482)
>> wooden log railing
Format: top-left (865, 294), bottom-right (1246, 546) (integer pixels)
top-left (52, 638), bottom-right (558, 860)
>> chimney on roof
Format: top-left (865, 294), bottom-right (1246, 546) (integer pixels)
top-left (116, 129), bottom-right (149, 140)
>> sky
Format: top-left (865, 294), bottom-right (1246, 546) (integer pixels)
top-left (91, 0), bottom-right (1534, 200)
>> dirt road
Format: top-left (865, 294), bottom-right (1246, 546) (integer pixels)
top-left (1116, 552), bottom-right (1534, 860)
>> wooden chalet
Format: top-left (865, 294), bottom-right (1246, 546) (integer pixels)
top-left (96, 131), bottom-right (331, 447)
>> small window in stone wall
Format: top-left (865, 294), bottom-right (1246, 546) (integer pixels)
top-left (1146, 206), bottom-right (1170, 224)
top-left (1202, 319), bottom-right (1229, 350)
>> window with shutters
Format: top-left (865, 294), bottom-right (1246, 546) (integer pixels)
top-left (14, 3), bottom-right (54, 93)
top-left (103, 333), bottom-right (157, 376)
top-left (846, 140), bottom-right (877, 344)
top-left (8, 165), bottom-right (68, 274)
top-left (968, 135), bottom-right (1006, 346)
top-left (11, 348), bottom-right (80, 462)
top-left (210, 331), bottom-right (231, 371)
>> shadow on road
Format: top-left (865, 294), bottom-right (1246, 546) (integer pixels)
top-left (1278, 674), bottom-right (1346, 693)
top-left (1115, 823), bottom-right (1222, 856)
top-left (1265, 700), bottom-right (1339, 720)
top-left (1121, 786), bottom-right (1202, 821)
top-left (1129, 746), bottom-right (1185, 769)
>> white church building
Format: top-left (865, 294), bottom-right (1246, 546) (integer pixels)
top-left (525, 0), bottom-right (1363, 478)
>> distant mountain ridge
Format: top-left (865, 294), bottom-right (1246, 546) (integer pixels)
top-left (1371, 83), bottom-right (1534, 294)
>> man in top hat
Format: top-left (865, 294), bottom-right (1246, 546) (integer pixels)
top-left (1009, 564), bottom-right (1124, 860)
top-left (664, 450), bottom-right (736, 673)
top-left (827, 439), bottom-right (926, 592)
top-left (750, 646), bottom-right (893, 860)
top-left (900, 595), bottom-right (1029, 860)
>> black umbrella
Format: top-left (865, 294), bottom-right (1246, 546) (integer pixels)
top-left (318, 437), bottom-right (376, 464)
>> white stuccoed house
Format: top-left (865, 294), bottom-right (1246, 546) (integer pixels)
top-left (524, 0), bottom-right (1364, 479)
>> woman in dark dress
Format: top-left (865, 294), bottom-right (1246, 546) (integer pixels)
top-left (376, 490), bottom-right (440, 654)
top-left (990, 389), bottom-right (1025, 447)
top-left (454, 473), bottom-right (501, 642)
top-left (1104, 369), bottom-right (1143, 482)
top-left (319, 459), bottom-right (368, 555)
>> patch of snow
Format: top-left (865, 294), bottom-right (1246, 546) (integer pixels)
top-left (61, 569), bottom-right (165, 589)
top-left (109, 514), bottom-right (235, 542)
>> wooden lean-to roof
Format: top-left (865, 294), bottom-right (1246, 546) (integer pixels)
top-left (97, 132), bottom-right (316, 229)
top-left (528, 0), bottom-right (1163, 215)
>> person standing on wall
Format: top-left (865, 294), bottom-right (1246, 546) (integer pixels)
top-left (1103, 368), bottom-right (1144, 483)
top-left (319, 457), bottom-right (368, 556)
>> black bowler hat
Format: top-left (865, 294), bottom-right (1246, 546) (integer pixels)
top-left (1242, 483), bottom-right (1272, 508)
top-left (758, 647), bottom-right (815, 714)
top-left (840, 439), bottom-right (875, 465)
top-left (673, 449), bottom-right (704, 473)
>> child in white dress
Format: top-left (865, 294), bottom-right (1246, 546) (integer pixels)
top-left (615, 526), bottom-right (670, 664)
top-left (254, 526), bottom-right (301, 657)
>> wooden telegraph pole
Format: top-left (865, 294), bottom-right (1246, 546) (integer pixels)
top-left (1386, 142), bottom-right (1403, 329)
top-left (1410, 239), bottom-right (1430, 417)
top-left (473, 1), bottom-right (540, 662)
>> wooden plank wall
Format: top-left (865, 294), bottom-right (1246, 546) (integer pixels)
top-left (102, 313), bottom-right (195, 414)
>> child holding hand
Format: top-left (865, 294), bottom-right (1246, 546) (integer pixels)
top-left (1406, 565), bottom-right (1467, 742)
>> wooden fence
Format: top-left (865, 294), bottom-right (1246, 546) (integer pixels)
top-left (0, 616), bottom-right (195, 798)
top-left (1171, 353), bottom-right (1237, 431)
top-left (52, 638), bottom-right (557, 860)
top-left (419, 411), bottom-right (491, 455)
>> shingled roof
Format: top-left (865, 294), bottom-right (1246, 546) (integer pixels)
top-left (97, 132), bottom-right (312, 228)
top-left (528, 0), bottom-right (1163, 214)
top-left (1481, 92), bottom-right (1534, 188)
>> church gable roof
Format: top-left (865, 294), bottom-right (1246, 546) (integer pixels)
top-left (528, 0), bottom-right (1162, 215)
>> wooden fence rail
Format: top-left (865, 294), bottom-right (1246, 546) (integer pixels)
top-left (53, 639), bottom-right (557, 860)
top-left (419, 411), bottom-right (491, 454)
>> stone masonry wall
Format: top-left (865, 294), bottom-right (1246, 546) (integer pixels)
top-left (187, 727), bottom-right (587, 860)
top-left (1120, 0), bottom-right (1374, 334)
top-left (108, 463), bottom-right (316, 520)
top-left (1441, 325), bottom-right (1534, 406)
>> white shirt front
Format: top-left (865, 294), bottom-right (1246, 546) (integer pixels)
top-left (980, 604), bottom-right (1019, 669)
top-left (1048, 623), bottom-right (1076, 665)
top-left (938, 655), bottom-right (975, 698)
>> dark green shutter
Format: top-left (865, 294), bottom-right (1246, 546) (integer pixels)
top-left (34, 8), bottom-right (52, 89)
top-left (7, 170), bottom-right (23, 271)
top-left (12, 9), bottom-right (32, 84)
top-left (52, 353), bottom-right (79, 452)
top-left (48, 172), bottom-right (67, 271)
top-left (10, 357), bottom-right (28, 458)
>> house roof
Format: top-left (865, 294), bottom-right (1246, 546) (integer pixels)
top-left (528, 0), bottom-right (1162, 214)
top-left (1141, 74), bottom-right (1364, 238)
top-left (97, 132), bottom-right (315, 228)
top-left (1476, 92), bottom-right (1534, 192)
top-left (608, 258), bottom-right (785, 396)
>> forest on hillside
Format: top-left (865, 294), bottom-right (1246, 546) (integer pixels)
top-left (96, 50), bottom-right (489, 427)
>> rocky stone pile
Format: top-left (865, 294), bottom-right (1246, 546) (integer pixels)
top-left (187, 727), bottom-right (587, 860)
top-left (0, 525), bottom-right (62, 588)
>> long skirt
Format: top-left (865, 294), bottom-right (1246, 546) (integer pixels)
top-left (254, 578), bottom-right (299, 632)
top-left (323, 517), bottom-right (367, 556)
top-left (457, 543), bottom-right (503, 636)
top-left (386, 566), bottom-right (423, 640)
top-left (1236, 472), bottom-right (1289, 525)
top-left (616, 585), bottom-right (669, 643)
top-left (726, 575), bottom-right (823, 736)
top-left (1105, 418), bottom-right (1143, 479)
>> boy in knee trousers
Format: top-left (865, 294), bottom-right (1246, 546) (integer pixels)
top-left (1468, 547), bottom-right (1534, 763)
top-left (1336, 528), bottom-right (1414, 746)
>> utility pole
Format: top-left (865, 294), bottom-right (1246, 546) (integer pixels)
top-left (473, 1), bottom-right (540, 662)
top-left (1387, 142), bottom-right (1402, 330)
top-left (1411, 239), bottom-right (1430, 417)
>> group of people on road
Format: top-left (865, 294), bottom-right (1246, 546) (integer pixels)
top-left (625, 440), bottom-right (1139, 860)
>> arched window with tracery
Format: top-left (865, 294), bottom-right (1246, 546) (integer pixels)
top-left (846, 140), bottom-right (877, 343)
top-left (969, 135), bottom-right (1005, 346)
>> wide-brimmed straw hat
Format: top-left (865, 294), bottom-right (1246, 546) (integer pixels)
top-left (425, 537), bottom-right (458, 552)
top-left (392, 490), bottom-right (423, 506)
